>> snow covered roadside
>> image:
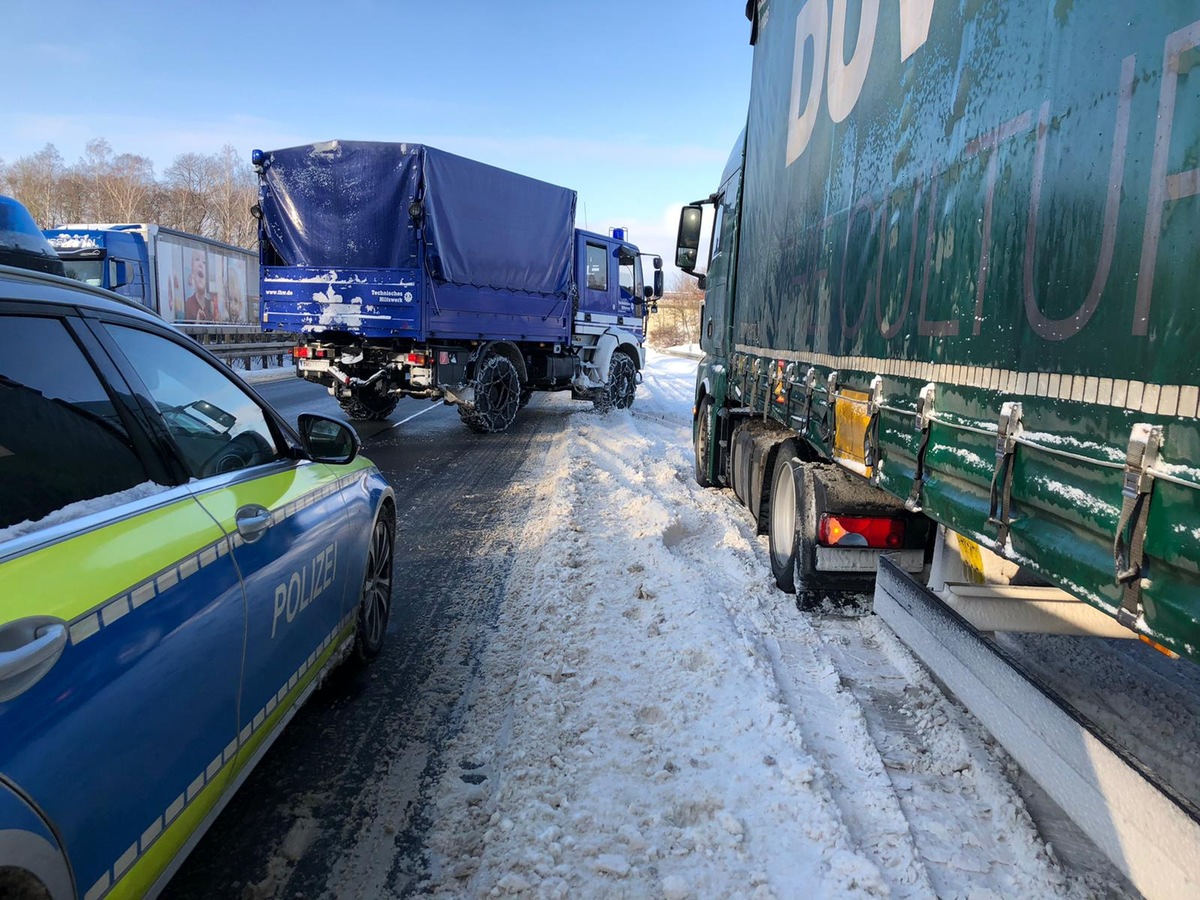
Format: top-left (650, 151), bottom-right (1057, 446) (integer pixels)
top-left (416, 352), bottom-right (1102, 899)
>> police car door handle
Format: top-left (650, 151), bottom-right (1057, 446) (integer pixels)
top-left (0, 622), bottom-right (67, 685)
top-left (235, 504), bottom-right (273, 543)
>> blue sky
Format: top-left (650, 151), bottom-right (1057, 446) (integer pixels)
top-left (2, 0), bottom-right (753, 275)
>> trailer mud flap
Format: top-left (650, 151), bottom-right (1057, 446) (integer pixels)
top-left (873, 557), bottom-right (1200, 900)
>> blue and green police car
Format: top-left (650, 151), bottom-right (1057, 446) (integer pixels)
top-left (0, 198), bottom-right (396, 900)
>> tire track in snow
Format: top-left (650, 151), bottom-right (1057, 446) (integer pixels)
top-left (809, 615), bottom-right (1093, 898)
top-left (623, 383), bottom-right (1099, 898)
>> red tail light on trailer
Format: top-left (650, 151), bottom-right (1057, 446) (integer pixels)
top-left (819, 515), bottom-right (905, 549)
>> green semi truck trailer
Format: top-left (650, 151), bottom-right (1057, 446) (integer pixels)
top-left (680, 1), bottom-right (1200, 662)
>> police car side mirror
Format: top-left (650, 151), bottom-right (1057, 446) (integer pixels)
top-left (298, 413), bottom-right (360, 464)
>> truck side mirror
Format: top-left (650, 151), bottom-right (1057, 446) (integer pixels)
top-left (653, 268), bottom-right (664, 299)
top-left (676, 205), bottom-right (703, 272)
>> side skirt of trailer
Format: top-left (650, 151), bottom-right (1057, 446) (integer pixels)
top-left (873, 556), bottom-right (1200, 900)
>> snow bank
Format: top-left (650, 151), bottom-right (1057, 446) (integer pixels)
top-left (411, 352), bottom-right (1092, 899)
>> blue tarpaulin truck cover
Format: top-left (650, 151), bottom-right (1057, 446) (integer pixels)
top-left (259, 140), bottom-right (577, 295)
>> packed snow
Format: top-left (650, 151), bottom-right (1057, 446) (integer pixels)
top-left (377, 352), bottom-right (1124, 899)
top-left (0, 480), bottom-right (172, 544)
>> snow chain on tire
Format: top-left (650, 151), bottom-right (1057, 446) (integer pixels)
top-left (595, 351), bottom-right (637, 413)
top-left (458, 354), bottom-right (521, 433)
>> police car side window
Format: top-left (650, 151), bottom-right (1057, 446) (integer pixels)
top-left (104, 325), bottom-right (284, 480)
top-left (0, 315), bottom-right (150, 531)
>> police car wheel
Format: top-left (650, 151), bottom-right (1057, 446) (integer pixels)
top-left (354, 505), bottom-right (395, 664)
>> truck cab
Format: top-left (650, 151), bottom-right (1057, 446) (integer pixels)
top-left (43, 227), bottom-right (150, 306)
top-left (574, 228), bottom-right (661, 343)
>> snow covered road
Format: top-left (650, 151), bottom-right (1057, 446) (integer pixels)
top-left (406, 353), bottom-right (1123, 899)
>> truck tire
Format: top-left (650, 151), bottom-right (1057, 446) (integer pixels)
top-left (459, 354), bottom-right (521, 433)
top-left (694, 395), bottom-right (715, 487)
top-left (339, 392), bottom-right (398, 421)
top-left (594, 352), bottom-right (637, 412)
top-left (768, 441), bottom-right (802, 593)
top-left (731, 425), bottom-right (755, 508)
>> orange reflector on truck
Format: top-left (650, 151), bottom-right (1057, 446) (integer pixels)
top-left (819, 514), bottom-right (905, 549)
top-left (1139, 635), bottom-right (1180, 659)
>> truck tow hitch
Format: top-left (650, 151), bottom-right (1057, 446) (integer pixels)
top-left (328, 365), bottom-right (386, 389)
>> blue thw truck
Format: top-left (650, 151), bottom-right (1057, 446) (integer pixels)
top-left (253, 140), bottom-right (663, 431)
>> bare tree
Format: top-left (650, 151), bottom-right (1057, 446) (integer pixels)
top-left (100, 151), bottom-right (158, 223)
top-left (3, 138), bottom-right (260, 251)
top-left (55, 164), bottom-right (94, 225)
top-left (2, 144), bottom-right (67, 227)
top-left (647, 273), bottom-right (705, 350)
top-left (162, 152), bottom-right (217, 235)
top-left (208, 144), bottom-right (257, 247)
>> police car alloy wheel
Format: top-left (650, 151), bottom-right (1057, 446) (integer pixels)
top-left (354, 506), bottom-right (395, 662)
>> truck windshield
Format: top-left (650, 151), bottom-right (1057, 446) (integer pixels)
top-left (61, 260), bottom-right (104, 287)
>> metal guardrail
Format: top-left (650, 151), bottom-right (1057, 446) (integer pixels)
top-left (179, 327), bottom-right (297, 372)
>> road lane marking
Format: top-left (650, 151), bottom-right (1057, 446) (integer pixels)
top-left (390, 402), bottom-right (445, 429)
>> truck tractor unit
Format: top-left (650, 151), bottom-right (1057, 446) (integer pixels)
top-left (680, 1), bottom-right (1200, 665)
top-left (43, 223), bottom-right (259, 325)
top-left (253, 141), bottom-right (663, 431)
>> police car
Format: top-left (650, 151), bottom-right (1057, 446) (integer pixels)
top-left (0, 198), bottom-right (396, 899)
